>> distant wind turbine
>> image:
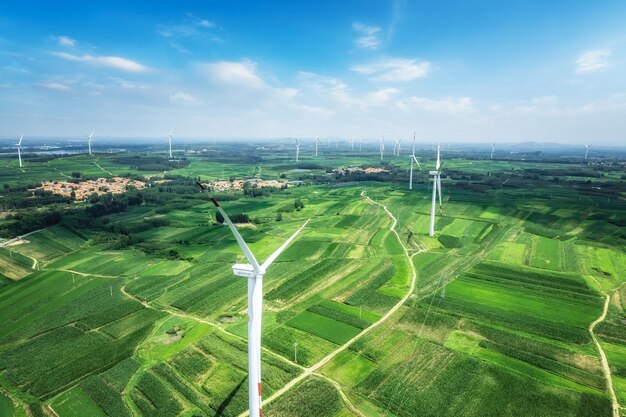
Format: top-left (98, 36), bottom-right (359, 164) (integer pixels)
top-left (295, 138), bottom-right (300, 163)
top-left (429, 144), bottom-right (444, 237)
top-left (359, 138), bottom-right (362, 152)
top-left (351, 137), bottom-right (354, 151)
top-left (168, 129), bottom-right (174, 159)
top-left (16, 134), bottom-right (24, 168)
top-left (490, 144), bottom-right (494, 160)
top-left (315, 137), bottom-right (320, 157)
top-left (380, 136), bottom-right (385, 161)
top-left (394, 139), bottom-right (401, 156)
top-left (584, 144), bottom-right (590, 160)
top-left (86, 131), bottom-right (94, 155)
top-left (409, 132), bottom-right (421, 190)
top-left (197, 183), bottom-right (308, 417)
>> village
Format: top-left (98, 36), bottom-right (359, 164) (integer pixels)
top-left (36, 177), bottom-right (146, 201)
top-left (205, 178), bottom-right (289, 192)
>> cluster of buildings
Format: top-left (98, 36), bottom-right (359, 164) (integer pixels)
top-left (333, 166), bottom-right (389, 175)
top-left (37, 177), bottom-right (146, 201)
top-left (204, 178), bottom-right (289, 192)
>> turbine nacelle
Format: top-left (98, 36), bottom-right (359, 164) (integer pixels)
top-left (429, 170), bottom-right (439, 175)
top-left (232, 264), bottom-right (260, 278)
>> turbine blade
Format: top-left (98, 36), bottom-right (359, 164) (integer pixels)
top-left (261, 219), bottom-right (309, 270)
top-left (436, 144), bottom-right (441, 170)
top-left (438, 174), bottom-right (443, 209)
top-left (413, 156), bottom-right (421, 169)
top-left (196, 183), bottom-right (261, 271)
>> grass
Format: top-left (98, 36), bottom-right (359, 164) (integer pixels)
top-left (49, 386), bottom-right (107, 417)
top-left (286, 311), bottom-right (362, 344)
top-left (321, 350), bottom-right (377, 387)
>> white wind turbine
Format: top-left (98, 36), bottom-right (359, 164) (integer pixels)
top-left (168, 129), bottom-right (174, 159)
top-left (198, 183), bottom-right (308, 417)
top-left (359, 138), bottom-right (362, 152)
top-left (409, 132), bottom-right (421, 190)
top-left (16, 134), bottom-right (24, 168)
top-left (394, 139), bottom-right (401, 156)
top-left (490, 143), bottom-right (494, 160)
top-left (295, 138), bottom-right (300, 162)
top-left (86, 131), bottom-right (94, 155)
top-left (584, 144), bottom-right (590, 160)
top-left (315, 137), bottom-right (320, 157)
top-left (429, 144), bottom-right (443, 237)
top-left (380, 136), bottom-right (385, 161)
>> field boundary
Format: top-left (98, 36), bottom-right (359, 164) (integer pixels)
top-left (590, 292), bottom-right (620, 417)
top-left (243, 190), bottom-right (418, 416)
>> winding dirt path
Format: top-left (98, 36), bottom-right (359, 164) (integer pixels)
top-left (589, 293), bottom-right (620, 417)
top-left (239, 191), bottom-right (418, 416)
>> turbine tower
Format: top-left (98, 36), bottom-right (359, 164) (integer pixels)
top-left (295, 138), bottom-right (300, 163)
top-left (429, 144), bottom-right (443, 237)
top-left (315, 137), bottom-right (320, 157)
top-left (16, 134), bottom-right (24, 168)
top-left (584, 144), bottom-right (590, 160)
top-left (168, 129), bottom-right (174, 159)
top-left (198, 183), bottom-right (308, 417)
top-left (409, 132), bottom-right (421, 190)
top-left (490, 144), bottom-right (494, 160)
top-left (380, 136), bottom-right (385, 161)
top-left (86, 131), bottom-right (94, 155)
top-left (359, 138), bottom-right (362, 152)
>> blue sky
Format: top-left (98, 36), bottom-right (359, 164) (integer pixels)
top-left (1, 0), bottom-right (625, 144)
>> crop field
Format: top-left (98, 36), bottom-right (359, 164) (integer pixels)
top-left (0, 145), bottom-right (625, 416)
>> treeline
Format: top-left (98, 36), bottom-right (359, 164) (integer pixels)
top-left (113, 155), bottom-right (190, 171)
top-left (0, 184), bottom-right (71, 210)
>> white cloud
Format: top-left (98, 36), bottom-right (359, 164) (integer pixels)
top-left (37, 82), bottom-right (72, 91)
top-left (169, 91), bottom-right (200, 104)
top-left (158, 15), bottom-right (220, 45)
top-left (197, 19), bottom-right (215, 28)
top-left (51, 52), bottom-right (150, 73)
top-left (201, 60), bottom-right (267, 89)
top-left (351, 58), bottom-right (431, 81)
top-left (409, 96), bottom-right (474, 114)
top-left (54, 35), bottom-right (76, 47)
top-left (297, 71), bottom-right (400, 110)
top-left (575, 49), bottom-right (611, 74)
top-left (352, 22), bottom-right (382, 49)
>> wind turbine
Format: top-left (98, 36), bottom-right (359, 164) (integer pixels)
top-left (315, 137), bottom-right (320, 157)
top-left (584, 144), bottom-right (590, 160)
top-left (490, 144), bottom-right (494, 160)
top-left (380, 136), bottom-right (385, 161)
top-left (359, 138), bottom-right (362, 152)
top-left (16, 134), bottom-right (23, 168)
top-left (86, 131), bottom-right (94, 155)
top-left (168, 129), bottom-right (174, 159)
top-left (394, 139), bottom-right (401, 156)
top-left (409, 132), bottom-right (421, 190)
top-left (429, 144), bottom-right (443, 237)
top-left (197, 183), bottom-right (308, 417)
top-left (294, 138), bottom-right (300, 163)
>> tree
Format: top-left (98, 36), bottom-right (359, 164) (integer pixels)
top-left (294, 198), bottom-right (304, 211)
top-left (216, 210), bottom-right (224, 224)
top-left (276, 212), bottom-right (283, 222)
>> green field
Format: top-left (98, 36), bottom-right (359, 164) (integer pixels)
top-left (0, 145), bottom-right (624, 416)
